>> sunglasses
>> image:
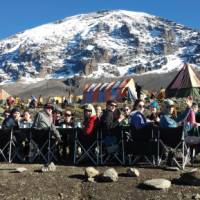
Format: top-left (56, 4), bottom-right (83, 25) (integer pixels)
top-left (124, 109), bottom-right (129, 111)
top-left (110, 104), bottom-right (117, 107)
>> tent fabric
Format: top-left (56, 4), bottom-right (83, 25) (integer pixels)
top-left (166, 64), bottom-right (200, 98)
top-left (83, 78), bottom-right (137, 103)
top-left (0, 89), bottom-right (11, 100)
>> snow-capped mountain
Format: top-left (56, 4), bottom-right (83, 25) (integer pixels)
top-left (0, 10), bottom-right (200, 84)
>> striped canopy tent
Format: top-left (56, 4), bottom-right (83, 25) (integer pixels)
top-left (166, 64), bottom-right (200, 98)
top-left (0, 89), bottom-right (11, 100)
top-left (83, 78), bottom-right (137, 103)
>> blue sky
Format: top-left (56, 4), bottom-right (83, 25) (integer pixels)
top-left (0, 0), bottom-right (200, 39)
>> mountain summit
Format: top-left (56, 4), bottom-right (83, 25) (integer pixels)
top-left (0, 10), bottom-right (200, 84)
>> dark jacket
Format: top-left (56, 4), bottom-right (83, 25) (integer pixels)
top-left (100, 109), bottom-right (121, 136)
top-left (2, 117), bottom-right (20, 129)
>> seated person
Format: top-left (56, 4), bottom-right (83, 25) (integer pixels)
top-left (20, 110), bottom-right (33, 128)
top-left (52, 106), bottom-right (63, 126)
top-left (147, 101), bottom-right (160, 125)
top-left (122, 106), bottom-right (131, 126)
top-left (2, 107), bottom-right (21, 129)
top-left (60, 110), bottom-right (75, 128)
top-left (130, 100), bottom-right (150, 129)
top-left (186, 102), bottom-right (200, 136)
top-left (159, 97), bottom-right (192, 129)
top-left (32, 103), bottom-right (62, 142)
top-left (79, 104), bottom-right (98, 149)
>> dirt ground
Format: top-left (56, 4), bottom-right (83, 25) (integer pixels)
top-left (0, 163), bottom-right (200, 200)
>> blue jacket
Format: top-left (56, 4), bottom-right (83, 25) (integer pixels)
top-left (130, 111), bottom-right (147, 129)
top-left (159, 107), bottom-right (191, 128)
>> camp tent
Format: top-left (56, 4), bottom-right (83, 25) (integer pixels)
top-left (83, 78), bottom-right (137, 103)
top-left (0, 89), bottom-right (11, 100)
top-left (166, 64), bottom-right (200, 98)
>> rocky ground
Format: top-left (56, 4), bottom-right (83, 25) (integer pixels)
top-left (0, 163), bottom-right (200, 200)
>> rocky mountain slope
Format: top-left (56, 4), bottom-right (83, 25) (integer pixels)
top-left (0, 10), bottom-right (200, 84)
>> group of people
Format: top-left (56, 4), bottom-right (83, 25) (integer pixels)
top-left (1, 96), bottom-right (200, 138)
top-left (0, 96), bottom-right (199, 163)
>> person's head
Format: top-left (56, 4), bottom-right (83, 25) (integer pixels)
top-left (44, 103), bottom-right (54, 116)
top-left (11, 107), bottom-right (21, 120)
top-left (23, 110), bottom-right (31, 121)
top-left (3, 110), bottom-right (10, 119)
top-left (53, 106), bottom-right (62, 120)
top-left (150, 101), bottom-right (159, 113)
top-left (123, 106), bottom-right (131, 117)
top-left (192, 102), bottom-right (199, 113)
top-left (106, 100), bottom-right (117, 112)
top-left (64, 110), bottom-right (73, 123)
top-left (95, 105), bottom-right (102, 117)
top-left (133, 99), bottom-right (145, 113)
top-left (162, 99), bottom-right (175, 115)
top-left (84, 104), bottom-right (96, 119)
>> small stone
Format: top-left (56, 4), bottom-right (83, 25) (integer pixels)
top-left (192, 193), bottom-right (200, 200)
top-left (102, 168), bottom-right (118, 182)
top-left (127, 168), bottom-right (139, 177)
top-left (14, 167), bottom-right (27, 173)
top-left (164, 166), bottom-right (180, 171)
top-left (58, 192), bottom-right (64, 199)
top-left (41, 167), bottom-right (48, 173)
top-left (143, 179), bottom-right (171, 190)
top-left (85, 167), bottom-right (99, 178)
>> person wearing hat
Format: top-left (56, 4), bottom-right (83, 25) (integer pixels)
top-left (2, 107), bottom-right (21, 129)
top-left (32, 103), bottom-right (62, 142)
top-left (147, 101), bottom-right (160, 125)
top-left (159, 97), bottom-right (193, 128)
top-left (52, 105), bottom-right (63, 126)
top-left (77, 104), bottom-right (98, 151)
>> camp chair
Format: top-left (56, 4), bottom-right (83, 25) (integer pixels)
top-left (127, 125), bottom-right (157, 166)
top-left (100, 128), bottom-right (125, 165)
top-left (0, 129), bottom-right (15, 163)
top-left (12, 128), bottom-right (31, 162)
top-left (57, 127), bottom-right (76, 163)
top-left (158, 126), bottom-right (190, 169)
top-left (74, 128), bottom-right (100, 165)
top-left (29, 128), bottom-right (51, 163)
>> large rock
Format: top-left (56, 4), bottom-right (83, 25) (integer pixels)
top-left (177, 169), bottom-right (200, 186)
top-left (102, 168), bottom-right (118, 182)
top-left (85, 167), bottom-right (100, 178)
top-left (143, 179), bottom-right (171, 190)
top-left (126, 168), bottom-right (140, 177)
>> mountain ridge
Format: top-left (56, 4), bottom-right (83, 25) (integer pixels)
top-left (0, 9), bottom-right (200, 85)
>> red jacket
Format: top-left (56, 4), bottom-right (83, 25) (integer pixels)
top-left (83, 115), bottom-right (97, 135)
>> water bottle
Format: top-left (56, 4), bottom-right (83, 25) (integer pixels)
top-left (62, 124), bottom-right (66, 128)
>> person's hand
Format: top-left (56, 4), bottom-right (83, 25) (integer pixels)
top-left (118, 115), bottom-right (125, 122)
top-left (186, 96), bottom-right (193, 108)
